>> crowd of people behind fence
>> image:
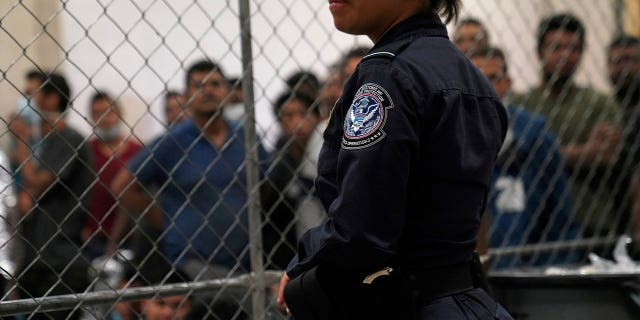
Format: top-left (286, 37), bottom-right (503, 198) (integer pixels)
top-left (0, 12), bottom-right (639, 319)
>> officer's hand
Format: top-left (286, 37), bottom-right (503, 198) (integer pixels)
top-left (277, 273), bottom-right (291, 315)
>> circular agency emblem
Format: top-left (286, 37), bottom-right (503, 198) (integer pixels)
top-left (342, 83), bottom-right (394, 150)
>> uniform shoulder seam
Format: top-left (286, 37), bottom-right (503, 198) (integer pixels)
top-left (362, 51), bottom-right (396, 60)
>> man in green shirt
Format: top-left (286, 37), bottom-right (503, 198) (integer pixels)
top-left (514, 14), bottom-right (622, 238)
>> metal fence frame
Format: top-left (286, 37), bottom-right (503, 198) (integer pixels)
top-left (0, 0), bottom-right (636, 317)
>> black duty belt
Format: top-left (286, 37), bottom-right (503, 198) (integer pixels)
top-left (284, 261), bottom-right (477, 320)
top-left (398, 262), bottom-right (475, 304)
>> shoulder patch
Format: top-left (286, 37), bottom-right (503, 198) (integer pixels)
top-left (342, 83), bottom-right (394, 150)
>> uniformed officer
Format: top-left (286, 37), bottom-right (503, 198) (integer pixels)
top-left (278, 0), bottom-right (514, 319)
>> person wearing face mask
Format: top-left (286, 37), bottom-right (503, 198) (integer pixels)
top-left (84, 91), bottom-right (142, 259)
top-left (11, 73), bottom-right (94, 320)
top-left (9, 70), bottom-right (47, 218)
top-left (14, 70), bottom-right (47, 143)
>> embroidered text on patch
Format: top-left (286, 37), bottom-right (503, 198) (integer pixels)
top-left (342, 83), bottom-right (394, 150)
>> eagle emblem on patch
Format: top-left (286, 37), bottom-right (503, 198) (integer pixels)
top-left (342, 83), bottom-right (394, 150)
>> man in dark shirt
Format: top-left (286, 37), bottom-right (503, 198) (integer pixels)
top-left (10, 73), bottom-right (93, 320)
top-left (608, 35), bottom-right (640, 238)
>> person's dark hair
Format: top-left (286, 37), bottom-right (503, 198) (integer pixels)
top-left (133, 267), bottom-right (192, 287)
top-left (285, 70), bottom-right (321, 93)
top-left (273, 91), bottom-right (319, 118)
top-left (165, 90), bottom-right (182, 100)
top-left (428, 0), bottom-right (462, 24)
top-left (185, 59), bottom-right (227, 87)
top-left (337, 46), bottom-right (371, 75)
top-left (609, 34), bottom-right (640, 51)
top-left (456, 17), bottom-right (484, 29)
top-left (469, 47), bottom-right (509, 74)
top-left (26, 69), bottom-right (46, 83)
top-left (227, 77), bottom-right (242, 89)
top-left (537, 13), bottom-right (586, 53)
top-left (455, 17), bottom-right (489, 39)
top-left (90, 90), bottom-right (116, 107)
top-left (41, 73), bottom-right (71, 113)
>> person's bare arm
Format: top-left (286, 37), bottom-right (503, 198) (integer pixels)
top-left (10, 129), bottom-right (55, 200)
top-left (561, 122), bottom-right (622, 166)
top-left (106, 205), bottom-right (133, 255)
top-left (111, 168), bottom-right (164, 230)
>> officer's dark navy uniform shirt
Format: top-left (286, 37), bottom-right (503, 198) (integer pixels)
top-left (287, 13), bottom-right (507, 281)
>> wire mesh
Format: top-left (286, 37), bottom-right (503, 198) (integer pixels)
top-left (0, 0), bottom-right (637, 318)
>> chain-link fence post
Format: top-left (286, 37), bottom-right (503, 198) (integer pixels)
top-left (239, 0), bottom-right (266, 319)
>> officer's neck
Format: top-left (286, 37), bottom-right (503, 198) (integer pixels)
top-left (367, 8), bottom-right (423, 44)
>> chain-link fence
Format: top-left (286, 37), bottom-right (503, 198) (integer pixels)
top-left (0, 0), bottom-right (638, 318)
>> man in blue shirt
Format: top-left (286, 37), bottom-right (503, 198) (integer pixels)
top-left (112, 60), bottom-right (264, 279)
top-left (471, 47), bottom-right (582, 269)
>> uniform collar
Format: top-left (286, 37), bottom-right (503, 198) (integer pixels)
top-left (372, 12), bottom-right (448, 50)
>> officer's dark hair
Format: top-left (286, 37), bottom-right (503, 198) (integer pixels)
top-left (26, 69), bottom-right (46, 83)
top-left (469, 47), bottom-right (509, 75)
top-left (41, 73), bottom-right (71, 113)
top-left (273, 91), bottom-right (319, 118)
top-left (285, 70), bottom-right (321, 93)
top-left (427, 0), bottom-right (462, 23)
top-left (608, 34), bottom-right (640, 51)
top-left (537, 13), bottom-right (586, 54)
top-left (185, 59), bottom-right (227, 88)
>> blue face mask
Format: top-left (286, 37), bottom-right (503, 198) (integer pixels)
top-left (94, 123), bottom-right (123, 143)
top-left (15, 96), bottom-right (42, 142)
top-left (16, 97), bottom-right (41, 126)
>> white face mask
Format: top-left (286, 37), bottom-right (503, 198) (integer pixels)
top-left (15, 96), bottom-right (42, 141)
top-left (94, 122), bottom-right (123, 143)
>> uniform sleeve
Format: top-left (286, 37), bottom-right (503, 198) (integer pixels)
top-left (287, 61), bottom-right (421, 278)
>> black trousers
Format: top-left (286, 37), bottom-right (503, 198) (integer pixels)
top-left (18, 263), bottom-right (88, 320)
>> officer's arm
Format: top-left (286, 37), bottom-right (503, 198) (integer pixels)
top-left (288, 62), bottom-right (420, 278)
